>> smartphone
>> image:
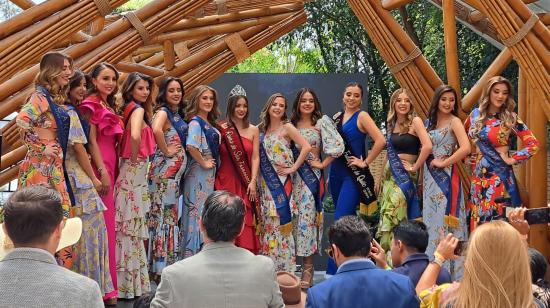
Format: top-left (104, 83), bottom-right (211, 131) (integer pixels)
top-left (454, 240), bottom-right (467, 256)
top-left (525, 207), bottom-right (550, 225)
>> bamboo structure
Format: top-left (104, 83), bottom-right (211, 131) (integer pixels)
top-left (0, 0), bottom-right (548, 256)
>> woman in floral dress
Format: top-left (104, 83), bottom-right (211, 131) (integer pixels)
top-left (423, 85), bottom-right (470, 279)
top-left (181, 85), bottom-right (220, 257)
top-left (148, 77), bottom-right (187, 277)
top-left (66, 70), bottom-right (115, 299)
top-left (290, 88), bottom-right (344, 288)
top-left (115, 72), bottom-right (155, 299)
top-left (257, 93), bottom-right (311, 272)
top-left (17, 52), bottom-right (73, 217)
top-left (465, 76), bottom-right (538, 229)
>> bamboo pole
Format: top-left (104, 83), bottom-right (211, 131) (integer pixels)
top-left (201, 0), bottom-right (306, 16)
top-left (0, 164), bottom-right (20, 188)
top-left (506, 0), bottom-right (550, 49)
top-left (152, 12), bottom-right (294, 43)
top-left (462, 48), bottom-right (513, 112)
top-left (381, 0), bottom-right (413, 10)
top-left (169, 3), bottom-right (303, 31)
top-left (0, 0), bottom-right (77, 39)
top-left (442, 0), bottom-right (463, 116)
top-left (114, 61), bottom-right (165, 77)
top-left (526, 84), bottom-right (549, 259)
top-left (163, 40), bottom-right (175, 71)
top-left (0, 146), bottom-right (26, 172)
top-left (516, 69), bottom-right (528, 201)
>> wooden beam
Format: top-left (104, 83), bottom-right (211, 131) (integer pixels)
top-left (114, 61), bottom-right (165, 77)
top-left (462, 48), bottom-right (512, 112)
top-left (442, 0), bottom-right (463, 115)
top-left (163, 40), bottom-right (175, 71)
top-left (0, 146), bottom-right (26, 172)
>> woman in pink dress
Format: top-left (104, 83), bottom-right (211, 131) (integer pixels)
top-left (215, 87), bottom-right (260, 254)
top-left (78, 62), bottom-right (123, 305)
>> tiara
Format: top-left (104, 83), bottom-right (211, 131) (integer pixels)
top-left (229, 84), bottom-right (247, 97)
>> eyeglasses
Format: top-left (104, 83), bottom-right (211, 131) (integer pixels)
top-left (325, 246), bottom-right (334, 259)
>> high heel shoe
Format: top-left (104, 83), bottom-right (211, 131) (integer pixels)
top-left (300, 263), bottom-right (314, 290)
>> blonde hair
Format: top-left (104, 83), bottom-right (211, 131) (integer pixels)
top-left (184, 85), bottom-right (220, 126)
top-left (387, 88), bottom-right (415, 134)
top-left (444, 221), bottom-right (536, 308)
top-left (34, 52), bottom-right (73, 105)
top-left (470, 76), bottom-right (517, 140)
top-left (258, 93), bottom-right (288, 133)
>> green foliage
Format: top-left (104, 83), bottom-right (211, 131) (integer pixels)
top-left (113, 0), bottom-right (152, 13)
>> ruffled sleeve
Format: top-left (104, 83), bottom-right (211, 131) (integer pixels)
top-left (67, 109), bottom-right (87, 145)
top-left (511, 116), bottom-right (539, 164)
top-left (419, 283), bottom-right (457, 308)
top-left (317, 115), bottom-right (344, 157)
top-left (79, 96), bottom-right (123, 137)
top-left (186, 118), bottom-right (205, 151)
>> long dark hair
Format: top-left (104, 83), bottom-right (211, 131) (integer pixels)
top-left (156, 77), bottom-right (185, 118)
top-left (226, 95), bottom-right (250, 128)
top-left (120, 72), bottom-right (154, 121)
top-left (426, 85), bottom-right (458, 131)
top-left (290, 88), bottom-right (322, 126)
top-left (87, 62), bottom-right (119, 110)
top-left (67, 70), bottom-right (91, 106)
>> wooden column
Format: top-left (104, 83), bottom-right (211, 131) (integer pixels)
top-left (442, 0), bottom-right (463, 116)
top-left (526, 84), bottom-right (549, 259)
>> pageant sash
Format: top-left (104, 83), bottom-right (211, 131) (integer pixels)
top-left (470, 108), bottom-right (521, 206)
top-left (259, 133), bottom-right (292, 232)
top-left (290, 146), bottom-right (324, 214)
top-left (162, 107), bottom-right (187, 147)
top-left (36, 86), bottom-right (75, 206)
top-left (386, 133), bottom-right (421, 219)
top-left (333, 111), bottom-right (378, 222)
top-left (425, 154), bottom-right (462, 228)
top-left (424, 120), bottom-right (461, 227)
top-left (219, 121), bottom-right (253, 185)
top-left (192, 116), bottom-right (220, 160)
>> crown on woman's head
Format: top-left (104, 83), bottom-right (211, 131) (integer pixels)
top-left (229, 84), bottom-right (247, 97)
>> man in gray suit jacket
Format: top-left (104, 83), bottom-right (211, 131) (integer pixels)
top-left (0, 186), bottom-right (103, 308)
top-left (151, 191), bottom-right (284, 308)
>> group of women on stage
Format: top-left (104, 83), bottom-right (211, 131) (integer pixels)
top-left (15, 51), bottom-right (539, 302)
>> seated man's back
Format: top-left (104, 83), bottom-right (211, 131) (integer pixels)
top-left (0, 248), bottom-right (102, 308)
top-left (152, 242), bottom-right (283, 308)
top-left (307, 260), bottom-right (419, 308)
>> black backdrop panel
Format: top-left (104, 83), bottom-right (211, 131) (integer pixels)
top-left (209, 73), bottom-right (369, 124)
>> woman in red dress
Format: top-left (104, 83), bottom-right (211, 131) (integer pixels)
top-left (215, 87), bottom-right (260, 254)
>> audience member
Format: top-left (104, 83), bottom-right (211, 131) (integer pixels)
top-left (306, 215), bottom-right (420, 308)
top-left (417, 220), bottom-right (538, 308)
top-left (0, 186), bottom-right (103, 308)
top-left (370, 220), bottom-right (451, 286)
top-left (151, 190), bottom-right (284, 308)
top-left (529, 248), bottom-right (550, 307)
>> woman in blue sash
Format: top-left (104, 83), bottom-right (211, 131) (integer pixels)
top-left (290, 88), bottom-right (344, 288)
top-left (16, 52), bottom-right (73, 218)
top-left (115, 72), bottom-right (155, 299)
top-left (377, 88), bottom-right (432, 252)
top-left (465, 76), bottom-right (538, 230)
top-left (182, 85), bottom-right (221, 257)
top-left (65, 71), bottom-right (115, 299)
top-left (327, 82), bottom-right (385, 275)
top-left (148, 77), bottom-right (187, 278)
top-left (258, 93), bottom-right (311, 272)
top-left (423, 85), bottom-right (470, 279)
